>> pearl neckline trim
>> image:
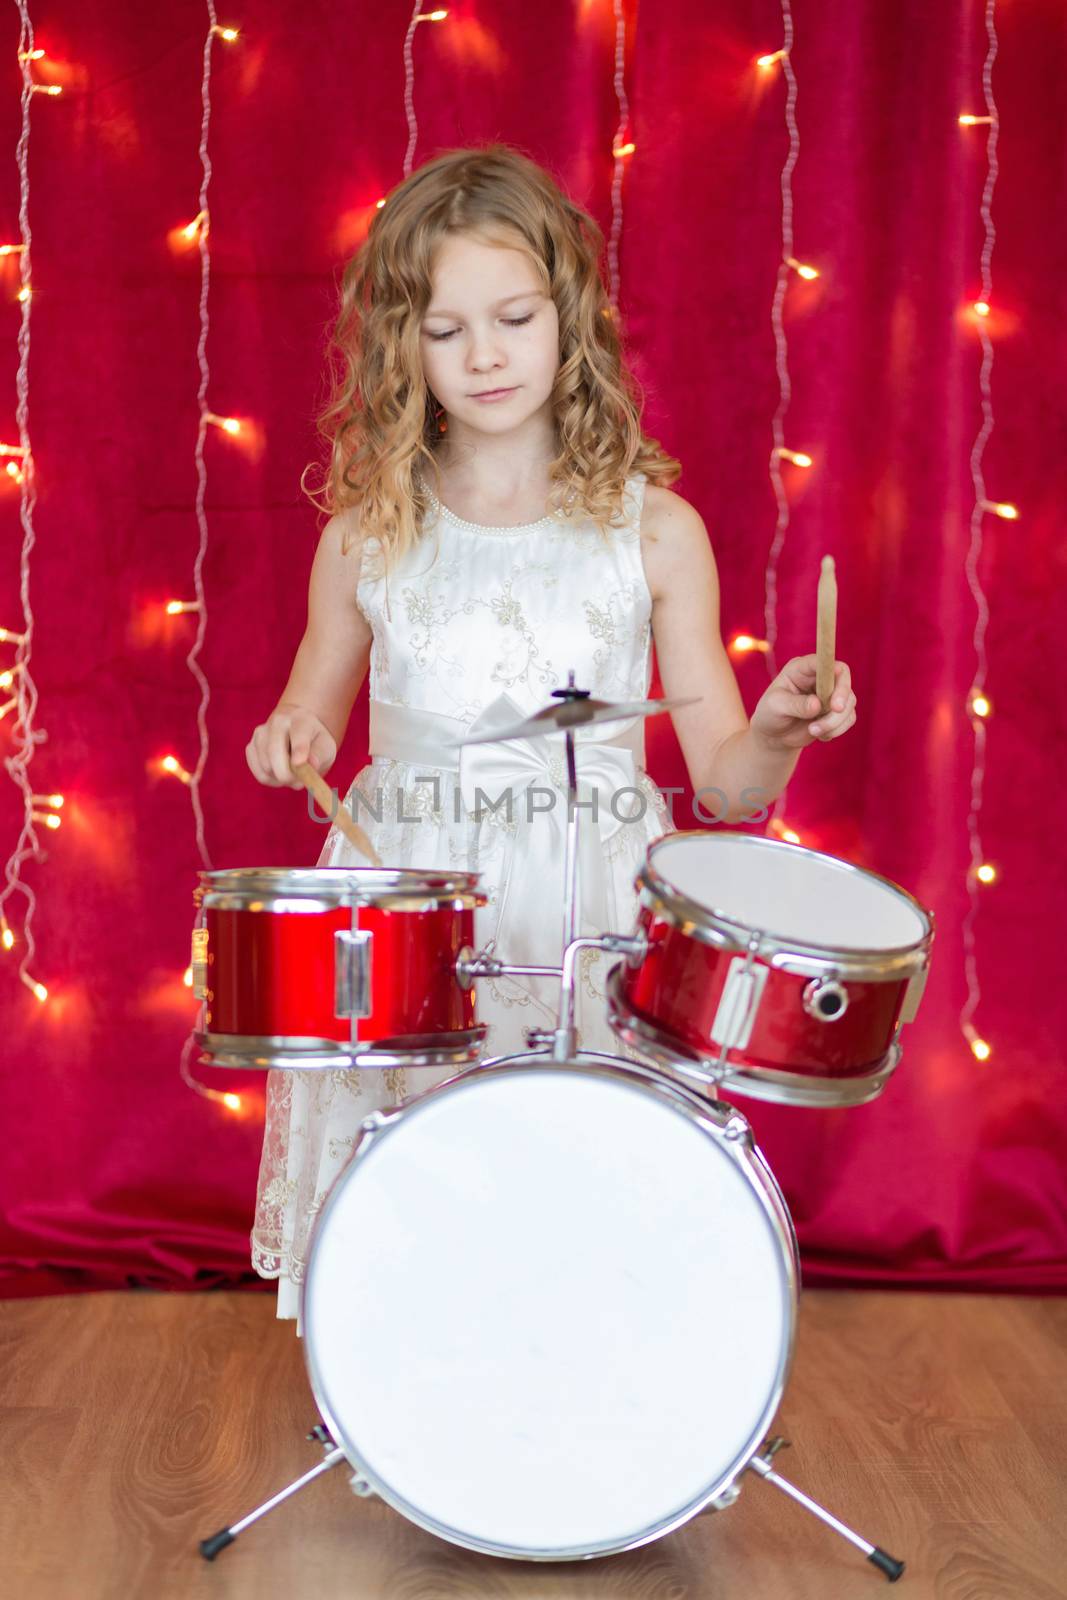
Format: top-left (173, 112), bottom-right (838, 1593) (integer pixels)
top-left (421, 483), bottom-right (563, 535)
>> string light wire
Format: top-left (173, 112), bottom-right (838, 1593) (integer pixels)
top-left (756, 0), bottom-right (811, 843)
top-left (959, 0), bottom-right (1001, 1064)
top-left (0, 8), bottom-right (57, 1005)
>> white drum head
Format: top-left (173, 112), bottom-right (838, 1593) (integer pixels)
top-left (303, 1062), bottom-right (794, 1559)
top-left (651, 833), bottom-right (928, 951)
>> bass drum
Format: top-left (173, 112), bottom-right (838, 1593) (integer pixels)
top-left (301, 1054), bottom-right (798, 1561)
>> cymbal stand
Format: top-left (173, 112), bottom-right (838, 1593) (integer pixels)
top-left (456, 670), bottom-right (646, 1063)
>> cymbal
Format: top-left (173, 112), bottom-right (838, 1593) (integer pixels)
top-left (455, 694), bottom-right (702, 747)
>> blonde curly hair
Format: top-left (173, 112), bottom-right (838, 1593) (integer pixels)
top-left (302, 142), bottom-right (681, 567)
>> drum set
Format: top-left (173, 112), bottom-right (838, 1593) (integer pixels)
top-left (193, 675), bottom-right (932, 1581)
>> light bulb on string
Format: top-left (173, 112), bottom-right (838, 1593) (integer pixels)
top-left (31, 811), bottom-right (61, 831)
top-left (974, 300), bottom-right (990, 317)
top-left (165, 600), bottom-right (201, 616)
top-left (204, 411), bottom-right (241, 436)
top-left (975, 863), bottom-right (997, 884)
top-left (959, 114), bottom-right (993, 126)
top-left (0, 626), bottom-right (27, 644)
top-left (970, 693), bottom-right (991, 718)
top-left (28, 85), bottom-right (61, 98)
top-left (161, 754), bottom-right (193, 786)
top-left (775, 447), bottom-right (813, 468)
top-left (982, 499), bottom-right (1018, 520)
top-left (729, 634), bottom-right (771, 656)
top-left (211, 25), bottom-right (240, 42)
top-left (20, 972), bottom-right (48, 1003)
top-left (612, 142), bottom-right (636, 158)
top-left (757, 49), bottom-right (788, 70)
top-left (786, 256), bottom-right (819, 280)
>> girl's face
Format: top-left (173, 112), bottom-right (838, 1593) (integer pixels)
top-left (419, 234), bottom-right (560, 437)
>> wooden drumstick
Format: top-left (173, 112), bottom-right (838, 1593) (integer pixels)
top-left (815, 555), bottom-right (837, 714)
top-left (291, 761), bottom-right (383, 867)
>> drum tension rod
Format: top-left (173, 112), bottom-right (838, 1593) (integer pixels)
top-left (747, 1436), bottom-right (905, 1582)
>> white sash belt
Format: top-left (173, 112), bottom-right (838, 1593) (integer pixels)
top-left (367, 693), bottom-right (647, 968)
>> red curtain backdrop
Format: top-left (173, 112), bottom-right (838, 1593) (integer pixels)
top-left (1, 1), bottom-right (1064, 1298)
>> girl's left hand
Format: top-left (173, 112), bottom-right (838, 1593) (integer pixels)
top-left (750, 655), bottom-right (857, 751)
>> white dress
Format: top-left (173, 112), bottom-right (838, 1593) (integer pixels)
top-left (251, 471), bottom-right (676, 1327)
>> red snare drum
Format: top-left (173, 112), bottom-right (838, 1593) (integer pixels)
top-left (192, 868), bottom-right (487, 1070)
top-left (606, 832), bottom-right (933, 1108)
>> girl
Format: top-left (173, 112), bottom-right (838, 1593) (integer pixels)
top-left (246, 145), bottom-right (857, 1328)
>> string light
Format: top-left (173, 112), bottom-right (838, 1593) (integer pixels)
top-left (165, 599), bottom-right (202, 616)
top-left (960, 0), bottom-right (1003, 1066)
top-left (758, 0), bottom-right (809, 856)
top-left (203, 410), bottom-right (241, 435)
top-left (179, 1032), bottom-right (244, 1114)
top-left (605, 0), bottom-right (633, 311)
top-left (210, 24), bottom-right (240, 42)
top-left (1, 5), bottom-right (63, 1010)
top-left (401, 5), bottom-right (452, 179)
top-left (786, 256), bottom-right (819, 280)
top-left (729, 634), bottom-right (771, 655)
top-left (161, 753), bottom-right (194, 786)
top-left (959, 113), bottom-right (992, 126)
top-left (182, 210), bottom-right (207, 240)
top-left (973, 300), bottom-right (990, 316)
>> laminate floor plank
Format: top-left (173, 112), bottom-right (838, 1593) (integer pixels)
top-left (1, 1289), bottom-right (1064, 1599)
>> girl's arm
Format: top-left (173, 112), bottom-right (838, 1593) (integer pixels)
top-left (642, 488), bottom-right (856, 822)
top-left (247, 508), bottom-right (373, 789)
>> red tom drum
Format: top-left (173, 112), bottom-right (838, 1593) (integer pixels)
top-left (192, 867), bottom-right (487, 1070)
top-left (606, 831), bottom-right (933, 1108)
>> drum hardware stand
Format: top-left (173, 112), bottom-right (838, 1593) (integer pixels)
top-left (741, 1436), bottom-right (905, 1583)
top-left (200, 1425), bottom-right (902, 1581)
top-left (199, 1424), bottom-right (348, 1561)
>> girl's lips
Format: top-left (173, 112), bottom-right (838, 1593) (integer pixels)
top-left (471, 387), bottom-right (517, 401)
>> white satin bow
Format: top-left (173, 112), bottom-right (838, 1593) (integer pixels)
top-left (457, 693), bottom-right (641, 970)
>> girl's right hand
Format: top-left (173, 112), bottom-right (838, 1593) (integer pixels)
top-left (246, 703), bottom-right (338, 790)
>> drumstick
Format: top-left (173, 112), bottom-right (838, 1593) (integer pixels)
top-left (815, 555), bottom-right (837, 714)
top-left (291, 761), bottom-right (383, 867)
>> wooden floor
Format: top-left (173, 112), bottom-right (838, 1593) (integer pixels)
top-left (1, 1288), bottom-right (1065, 1599)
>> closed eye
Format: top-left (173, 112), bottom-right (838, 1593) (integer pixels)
top-left (426, 314), bottom-right (534, 343)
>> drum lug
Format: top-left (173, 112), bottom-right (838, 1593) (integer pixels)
top-left (705, 1479), bottom-right (743, 1512)
top-left (722, 1112), bottom-right (753, 1147)
top-left (801, 977), bottom-right (849, 1023)
top-left (335, 929), bottom-right (373, 1019)
top-left (190, 924), bottom-right (210, 1002)
top-left (348, 1473), bottom-right (375, 1499)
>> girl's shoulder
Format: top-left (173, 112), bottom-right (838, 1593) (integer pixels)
top-left (638, 483), bottom-right (712, 603)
